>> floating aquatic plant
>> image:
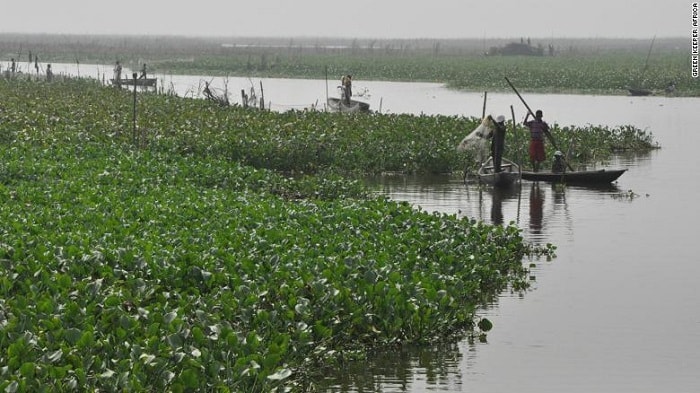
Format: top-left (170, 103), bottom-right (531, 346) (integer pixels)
top-left (0, 79), bottom-right (549, 391)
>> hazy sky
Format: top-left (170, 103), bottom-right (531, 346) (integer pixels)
top-left (0, 0), bottom-right (691, 39)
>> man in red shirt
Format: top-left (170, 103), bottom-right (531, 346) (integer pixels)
top-left (524, 109), bottom-right (550, 172)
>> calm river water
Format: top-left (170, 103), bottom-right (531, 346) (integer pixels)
top-left (20, 63), bottom-right (700, 392)
top-left (329, 93), bottom-right (700, 393)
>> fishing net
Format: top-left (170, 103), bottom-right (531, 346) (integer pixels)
top-left (457, 115), bottom-right (494, 162)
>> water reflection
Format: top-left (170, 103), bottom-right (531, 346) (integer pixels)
top-left (528, 183), bottom-right (544, 236)
top-left (319, 342), bottom-right (468, 392)
top-left (366, 175), bottom-right (622, 246)
top-left (320, 178), bottom-right (627, 392)
top-left (484, 184), bottom-right (522, 225)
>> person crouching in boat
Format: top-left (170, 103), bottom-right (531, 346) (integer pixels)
top-left (524, 109), bottom-right (550, 172)
top-left (551, 151), bottom-right (566, 173)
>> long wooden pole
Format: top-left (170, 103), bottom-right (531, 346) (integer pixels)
top-left (638, 35), bottom-right (656, 86)
top-left (481, 91), bottom-right (487, 118)
top-left (504, 77), bottom-right (574, 171)
top-left (510, 104), bottom-right (518, 165)
top-left (132, 72), bottom-right (138, 146)
top-left (259, 81), bottom-right (265, 110)
top-left (325, 65), bottom-right (329, 111)
top-left (513, 104), bottom-right (522, 225)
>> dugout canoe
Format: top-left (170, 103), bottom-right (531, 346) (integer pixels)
top-left (627, 87), bottom-right (653, 96)
top-left (327, 97), bottom-right (371, 113)
top-left (521, 168), bottom-right (626, 184)
top-left (111, 78), bottom-right (157, 88)
top-left (477, 157), bottom-right (521, 188)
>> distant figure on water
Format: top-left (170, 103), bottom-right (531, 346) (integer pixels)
top-left (46, 64), bottom-right (53, 82)
top-left (491, 115), bottom-right (507, 172)
top-left (665, 81), bottom-right (676, 94)
top-left (11, 58), bottom-right (16, 73)
top-left (113, 61), bottom-right (122, 82)
top-left (524, 109), bottom-right (550, 172)
top-left (341, 74), bottom-right (352, 104)
top-left (551, 150), bottom-right (566, 173)
top-left (139, 63), bottom-right (147, 79)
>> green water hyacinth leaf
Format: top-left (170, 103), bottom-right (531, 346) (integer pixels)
top-left (162, 371), bottom-right (176, 384)
top-left (242, 360), bottom-right (261, 376)
top-left (164, 311), bottom-right (178, 325)
top-left (64, 327), bottom-right (82, 345)
top-left (5, 381), bottom-right (18, 393)
top-left (139, 353), bottom-right (156, 366)
top-left (19, 362), bottom-right (35, 378)
top-left (46, 349), bottom-right (63, 363)
top-left (294, 298), bottom-right (311, 315)
top-left (267, 368), bottom-right (293, 381)
top-left (477, 318), bottom-right (493, 332)
top-left (179, 368), bottom-right (200, 389)
top-left (167, 334), bottom-right (184, 349)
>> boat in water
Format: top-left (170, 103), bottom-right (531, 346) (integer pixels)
top-left (327, 97), bottom-right (371, 113)
top-left (111, 78), bottom-right (157, 88)
top-left (477, 157), bottom-right (521, 188)
top-left (521, 168), bottom-right (626, 184)
top-left (627, 87), bottom-right (653, 96)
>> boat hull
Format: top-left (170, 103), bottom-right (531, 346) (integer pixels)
top-left (111, 78), bottom-right (157, 87)
top-left (327, 97), bottom-right (370, 113)
top-left (479, 171), bottom-right (521, 187)
top-left (477, 157), bottom-right (521, 188)
top-left (521, 169), bottom-right (626, 184)
top-left (628, 88), bottom-right (652, 96)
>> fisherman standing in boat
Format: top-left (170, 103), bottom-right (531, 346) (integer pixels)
top-left (341, 74), bottom-right (353, 104)
top-left (524, 109), bottom-right (550, 172)
top-left (139, 63), bottom-right (147, 79)
top-left (491, 115), bottom-right (507, 172)
top-left (113, 61), bottom-right (122, 86)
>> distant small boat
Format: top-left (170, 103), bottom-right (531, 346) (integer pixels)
top-left (627, 87), bottom-right (652, 96)
top-left (111, 78), bottom-right (157, 88)
top-left (477, 157), bottom-right (521, 188)
top-left (327, 97), bottom-right (370, 113)
top-left (521, 168), bottom-right (626, 184)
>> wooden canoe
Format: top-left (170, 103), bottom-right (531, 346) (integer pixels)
top-left (521, 168), bottom-right (626, 184)
top-left (327, 97), bottom-right (371, 113)
top-left (627, 87), bottom-right (652, 96)
top-left (111, 78), bottom-right (157, 88)
top-left (477, 157), bottom-right (521, 188)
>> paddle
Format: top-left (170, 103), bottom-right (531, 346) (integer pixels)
top-left (504, 77), bottom-right (575, 172)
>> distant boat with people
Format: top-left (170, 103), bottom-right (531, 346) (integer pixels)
top-left (111, 78), bottom-right (157, 88)
top-left (326, 97), bottom-right (370, 113)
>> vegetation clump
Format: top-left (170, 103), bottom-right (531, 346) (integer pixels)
top-left (1, 34), bottom-right (696, 96)
top-left (0, 78), bottom-right (562, 391)
top-left (0, 65), bottom-right (656, 390)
